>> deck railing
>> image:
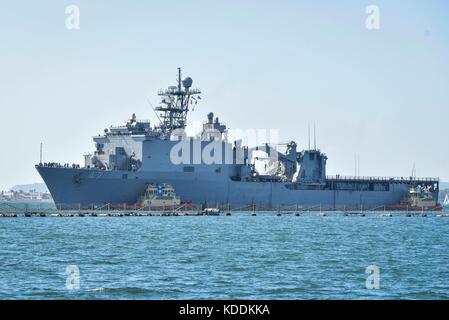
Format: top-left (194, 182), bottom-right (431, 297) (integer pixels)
top-left (326, 175), bottom-right (439, 183)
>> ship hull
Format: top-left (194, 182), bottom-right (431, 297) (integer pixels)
top-left (36, 166), bottom-right (428, 210)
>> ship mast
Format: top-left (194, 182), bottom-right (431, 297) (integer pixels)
top-left (156, 67), bottom-right (201, 135)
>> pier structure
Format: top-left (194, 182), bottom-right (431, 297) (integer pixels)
top-left (0, 201), bottom-right (445, 218)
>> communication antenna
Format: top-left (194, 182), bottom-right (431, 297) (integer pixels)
top-left (313, 122), bottom-right (317, 150)
top-left (308, 123), bottom-right (311, 150)
top-left (39, 142), bottom-right (43, 164)
top-left (155, 67), bottom-right (201, 134)
top-left (177, 66), bottom-right (182, 92)
top-left (357, 155), bottom-right (360, 177)
top-left (147, 98), bottom-right (163, 126)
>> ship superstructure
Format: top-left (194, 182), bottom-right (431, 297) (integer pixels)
top-left (36, 69), bottom-right (440, 210)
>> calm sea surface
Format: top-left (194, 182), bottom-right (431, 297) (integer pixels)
top-left (1, 206), bottom-right (449, 299)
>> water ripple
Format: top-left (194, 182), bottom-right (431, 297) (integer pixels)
top-left (1, 214), bottom-right (449, 299)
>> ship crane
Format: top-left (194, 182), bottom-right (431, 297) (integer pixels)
top-left (252, 141), bottom-right (298, 181)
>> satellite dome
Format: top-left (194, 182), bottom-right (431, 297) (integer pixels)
top-left (182, 77), bottom-right (193, 88)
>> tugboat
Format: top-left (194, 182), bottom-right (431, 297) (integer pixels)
top-left (138, 183), bottom-right (181, 209)
top-left (387, 186), bottom-right (442, 211)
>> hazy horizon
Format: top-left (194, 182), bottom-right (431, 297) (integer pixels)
top-left (1, 0), bottom-right (449, 190)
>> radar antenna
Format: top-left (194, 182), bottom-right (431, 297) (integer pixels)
top-left (155, 67), bottom-right (201, 135)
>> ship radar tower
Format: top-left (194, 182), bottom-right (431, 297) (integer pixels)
top-left (156, 67), bottom-right (201, 135)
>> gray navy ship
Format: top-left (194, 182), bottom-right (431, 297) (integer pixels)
top-left (36, 68), bottom-right (441, 211)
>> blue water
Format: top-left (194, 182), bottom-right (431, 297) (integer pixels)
top-left (1, 213), bottom-right (449, 300)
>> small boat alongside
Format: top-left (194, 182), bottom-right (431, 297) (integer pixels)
top-left (387, 187), bottom-right (442, 211)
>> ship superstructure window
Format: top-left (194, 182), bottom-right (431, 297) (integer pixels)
top-left (183, 166), bottom-right (194, 172)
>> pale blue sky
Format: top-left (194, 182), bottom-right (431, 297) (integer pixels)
top-left (0, 0), bottom-right (448, 190)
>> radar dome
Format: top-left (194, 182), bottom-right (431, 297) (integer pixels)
top-left (182, 77), bottom-right (193, 88)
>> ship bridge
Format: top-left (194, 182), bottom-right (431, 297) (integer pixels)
top-left (106, 113), bottom-right (152, 136)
